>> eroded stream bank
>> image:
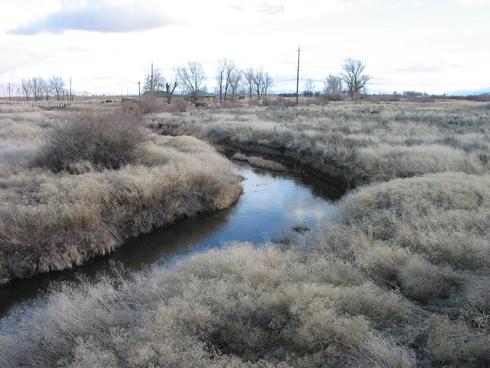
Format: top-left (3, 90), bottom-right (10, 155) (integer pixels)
top-left (0, 162), bottom-right (339, 325)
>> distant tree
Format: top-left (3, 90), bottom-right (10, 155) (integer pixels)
top-left (324, 74), bottom-right (343, 97)
top-left (228, 69), bottom-right (242, 99)
top-left (21, 79), bottom-right (31, 101)
top-left (250, 70), bottom-right (273, 100)
top-left (261, 73), bottom-right (273, 99)
top-left (49, 76), bottom-right (65, 100)
top-left (216, 60), bottom-right (227, 102)
top-left (216, 59), bottom-right (239, 102)
top-left (303, 79), bottom-right (315, 96)
top-left (176, 62), bottom-right (206, 101)
top-left (164, 81), bottom-right (178, 104)
top-left (244, 68), bottom-right (255, 99)
top-left (41, 78), bottom-right (53, 100)
top-left (252, 70), bottom-right (264, 99)
top-left (31, 77), bottom-right (43, 101)
top-left (341, 58), bottom-right (369, 100)
top-left (144, 63), bottom-right (165, 96)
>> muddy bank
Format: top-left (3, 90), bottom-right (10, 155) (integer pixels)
top-left (215, 139), bottom-right (351, 195)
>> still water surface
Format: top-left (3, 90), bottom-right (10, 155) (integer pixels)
top-left (0, 163), bottom-right (339, 328)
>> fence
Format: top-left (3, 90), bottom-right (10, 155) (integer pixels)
top-left (0, 100), bottom-right (71, 108)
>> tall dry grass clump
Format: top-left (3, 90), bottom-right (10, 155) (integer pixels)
top-left (35, 112), bottom-right (146, 172)
top-left (0, 110), bottom-right (242, 286)
top-left (149, 100), bottom-right (490, 187)
top-left (2, 172), bottom-right (488, 367)
top-left (0, 243), bottom-right (416, 368)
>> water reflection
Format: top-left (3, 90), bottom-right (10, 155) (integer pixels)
top-left (0, 163), bottom-right (337, 322)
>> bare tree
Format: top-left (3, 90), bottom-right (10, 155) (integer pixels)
top-left (244, 68), bottom-right (255, 99)
top-left (303, 79), bottom-right (315, 96)
top-left (251, 70), bottom-right (273, 100)
top-left (341, 59), bottom-right (369, 100)
top-left (252, 70), bottom-right (263, 99)
top-left (324, 74), bottom-right (343, 97)
top-left (216, 59), bottom-right (228, 102)
top-left (7, 83), bottom-right (12, 102)
top-left (31, 77), bottom-right (44, 101)
top-left (21, 79), bottom-right (31, 101)
top-left (216, 63), bottom-right (225, 102)
top-left (228, 69), bottom-right (242, 100)
top-left (164, 81), bottom-right (178, 104)
top-left (49, 76), bottom-right (65, 100)
top-left (261, 73), bottom-right (273, 99)
top-left (176, 62), bottom-right (206, 101)
top-left (41, 78), bottom-right (53, 100)
top-left (144, 63), bottom-right (165, 96)
top-left (216, 59), bottom-right (238, 102)
top-left (224, 61), bottom-right (237, 101)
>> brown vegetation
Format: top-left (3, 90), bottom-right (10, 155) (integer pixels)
top-left (2, 171), bottom-right (488, 367)
top-left (0, 100), bottom-right (488, 368)
top-left (233, 152), bottom-right (286, 171)
top-left (149, 100), bottom-right (489, 188)
top-left (0, 108), bottom-right (242, 286)
top-left (35, 111), bottom-right (146, 171)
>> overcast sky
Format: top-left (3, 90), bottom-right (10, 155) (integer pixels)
top-left (1, 0), bottom-right (489, 95)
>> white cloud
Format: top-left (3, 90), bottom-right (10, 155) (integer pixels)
top-left (9, 0), bottom-right (174, 34)
top-left (258, 1), bottom-right (286, 15)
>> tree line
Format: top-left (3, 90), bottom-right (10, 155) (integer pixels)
top-left (4, 76), bottom-right (71, 101)
top-left (3, 58), bottom-right (369, 103)
top-left (143, 58), bottom-right (369, 103)
top-left (143, 60), bottom-right (275, 103)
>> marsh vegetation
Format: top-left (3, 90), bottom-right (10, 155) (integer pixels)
top-left (152, 100), bottom-right (489, 188)
top-left (0, 105), bottom-right (242, 286)
top-left (0, 99), bottom-right (489, 368)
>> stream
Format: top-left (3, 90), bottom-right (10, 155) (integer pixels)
top-left (0, 162), bottom-right (340, 332)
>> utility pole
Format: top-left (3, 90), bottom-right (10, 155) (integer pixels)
top-left (138, 81), bottom-right (141, 100)
top-left (296, 46), bottom-right (301, 106)
top-left (7, 83), bottom-right (11, 102)
top-left (69, 75), bottom-right (72, 101)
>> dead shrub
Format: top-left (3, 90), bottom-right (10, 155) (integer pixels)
top-left (35, 111), bottom-right (147, 172)
top-left (137, 95), bottom-right (167, 114)
top-left (261, 97), bottom-right (296, 108)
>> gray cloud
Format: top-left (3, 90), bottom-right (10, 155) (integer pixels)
top-left (9, 2), bottom-right (173, 34)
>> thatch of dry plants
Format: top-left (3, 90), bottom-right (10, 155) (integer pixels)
top-left (0, 101), bottom-right (488, 368)
top-left (1, 172), bottom-right (488, 368)
top-left (0, 107), bottom-right (242, 286)
top-left (149, 100), bottom-right (490, 188)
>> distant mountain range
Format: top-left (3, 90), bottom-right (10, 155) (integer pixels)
top-left (449, 87), bottom-right (490, 96)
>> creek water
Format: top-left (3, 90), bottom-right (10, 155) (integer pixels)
top-left (0, 162), bottom-right (340, 331)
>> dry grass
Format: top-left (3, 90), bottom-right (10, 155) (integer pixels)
top-left (0, 107), bottom-right (242, 285)
top-left (2, 171), bottom-right (488, 367)
top-left (1, 101), bottom-right (489, 367)
top-left (0, 243), bottom-right (415, 368)
top-left (233, 152), bottom-right (286, 171)
top-left (34, 111), bottom-right (147, 171)
top-left (149, 100), bottom-right (490, 187)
